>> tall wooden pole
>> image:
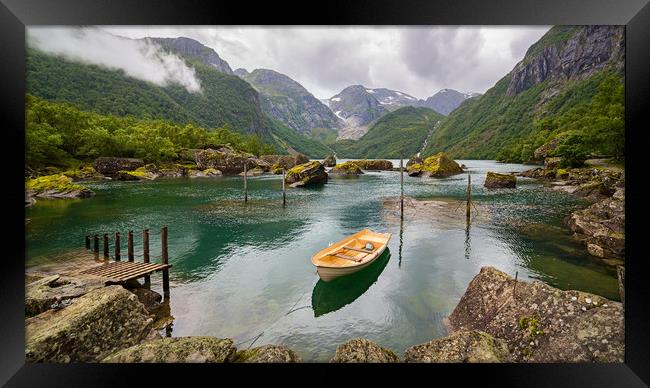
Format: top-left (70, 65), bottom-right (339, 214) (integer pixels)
top-left (161, 226), bottom-right (169, 299)
top-left (114, 232), bottom-right (121, 261)
top-left (400, 156), bottom-right (404, 218)
top-left (103, 233), bottom-right (109, 259)
top-left (466, 173), bottom-right (472, 222)
top-left (282, 168), bottom-right (286, 206)
top-left (93, 234), bottom-right (99, 259)
top-left (127, 231), bottom-right (134, 262)
top-left (143, 229), bottom-right (150, 285)
top-left (85, 235), bottom-right (90, 250)
top-left (243, 162), bottom-right (248, 203)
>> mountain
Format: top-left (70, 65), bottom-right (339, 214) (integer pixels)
top-left (365, 88), bottom-right (420, 111)
top-left (420, 25), bottom-right (625, 162)
top-left (327, 85), bottom-right (388, 140)
top-left (419, 89), bottom-right (478, 115)
top-left (26, 42), bottom-right (332, 157)
top-left (149, 37), bottom-right (234, 75)
top-left (332, 106), bottom-right (444, 159)
top-left (236, 68), bottom-right (343, 134)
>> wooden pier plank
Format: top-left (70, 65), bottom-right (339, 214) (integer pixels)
top-left (80, 261), bottom-right (171, 281)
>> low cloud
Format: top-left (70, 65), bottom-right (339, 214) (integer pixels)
top-left (28, 27), bottom-right (202, 93)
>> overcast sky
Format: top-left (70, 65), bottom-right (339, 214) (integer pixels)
top-left (32, 26), bottom-right (551, 99)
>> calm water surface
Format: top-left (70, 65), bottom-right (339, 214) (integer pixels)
top-left (26, 160), bottom-right (619, 361)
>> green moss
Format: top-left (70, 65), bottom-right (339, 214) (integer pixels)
top-left (233, 348), bottom-right (260, 363)
top-left (26, 174), bottom-right (85, 193)
top-left (286, 161), bottom-right (319, 180)
top-left (331, 161), bottom-right (363, 175)
top-left (422, 152), bottom-right (463, 177)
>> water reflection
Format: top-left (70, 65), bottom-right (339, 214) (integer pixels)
top-left (464, 219), bottom-right (471, 260)
top-left (311, 249), bottom-right (391, 317)
top-left (398, 216), bottom-right (404, 268)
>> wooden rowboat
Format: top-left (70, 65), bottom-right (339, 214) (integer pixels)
top-left (311, 229), bottom-right (392, 282)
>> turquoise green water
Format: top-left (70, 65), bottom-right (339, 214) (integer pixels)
top-left (25, 160), bottom-right (619, 361)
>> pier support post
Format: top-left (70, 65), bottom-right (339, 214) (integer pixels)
top-left (143, 229), bottom-right (150, 285)
top-left (244, 162), bottom-right (248, 203)
top-left (114, 232), bottom-right (121, 261)
top-left (466, 173), bottom-right (472, 222)
top-left (85, 235), bottom-right (90, 250)
top-left (128, 231), bottom-right (134, 262)
top-left (282, 168), bottom-right (286, 206)
top-left (400, 156), bottom-right (404, 219)
top-left (161, 226), bottom-right (169, 300)
top-left (103, 233), bottom-right (109, 259)
top-left (93, 235), bottom-right (99, 259)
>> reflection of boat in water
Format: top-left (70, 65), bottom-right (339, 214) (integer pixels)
top-left (311, 229), bottom-right (392, 282)
top-left (311, 249), bottom-right (391, 317)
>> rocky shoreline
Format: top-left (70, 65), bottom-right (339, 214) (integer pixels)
top-left (25, 261), bottom-right (623, 363)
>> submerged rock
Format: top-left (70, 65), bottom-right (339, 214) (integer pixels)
top-left (419, 152), bottom-right (464, 178)
top-left (330, 161), bottom-right (364, 176)
top-left (323, 155), bottom-right (337, 167)
top-left (26, 285), bottom-right (154, 362)
top-left (350, 159), bottom-right (393, 171)
top-left (235, 344), bottom-right (302, 363)
top-left (285, 161), bottom-right (328, 188)
top-left (26, 174), bottom-right (95, 199)
top-left (93, 157), bottom-right (144, 176)
top-left (448, 267), bottom-right (624, 362)
top-left (102, 337), bottom-right (236, 363)
top-left (404, 330), bottom-right (512, 363)
top-left (484, 172), bottom-right (516, 189)
top-left (330, 338), bottom-right (400, 363)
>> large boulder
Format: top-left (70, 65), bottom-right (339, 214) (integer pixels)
top-left (260, 153), bottom-right (310, 170)
top-left (448, 267), bottom-right (624, 362)
top-left (350, 159), bottom-right (393, 171)
top-left (406, 156), bottom-right (423, 168)
top-left (420, 152), bottom-right (463, 178)
top-left (62, 166), bottom-right (104, 182)
top-left (330, 161), bottom-right (364, 176)
top-left (285, 161), bottom-right (328, 188)
top-left (103, 337), bottom-right (237, 363)
top-left (404, 330), bottom-right (512, 363)
top-left (195, 146), bottom-right (261, 175)
top-left (26, 285), bottom-right (154, 362)
top-left (25, 274), bottom-right (106, 318)
top-left (26, 174), bottom-right (95, 199)
top-left (323, 155), bottom-right (337, 167)
top-left (187, 168), bottom-right (223, 178)
top-left (93, 157), bottom-right (144, 176)
top-left (235, 345), bottom-right (302, 363)
top-left (566, 188), bottom-right (625, 261)
top-left (117, 166), bottom-right (160, 181)
top-left (484, 172), bottom-right (516, 189)
top-left (330, 338), bottom-right (400, 363)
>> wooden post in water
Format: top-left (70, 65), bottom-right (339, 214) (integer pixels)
top-left (93, 235), bottom-right (99, 258)
top-left (143, 229), bottom-right (150, 285)
top-left (161, 226), bottom-right (170, 299)
top-left (103, 233), bottom-right (109, 259)
top-left (282, 168), bottom-right (286, 206)
top-left (114, 232), bottom-right (121, 261)
top-left (127, 231), bottom-right (134, 262)
top-left (243, 162), bottom-right (248, 203)
top-left (466, 173), bottom-right (472, 222)
top-left (85, 235), bottom-right (90, 250)
top-left (400, 156), bottom-right (404, 218)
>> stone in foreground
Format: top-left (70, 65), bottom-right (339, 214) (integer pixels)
top-left (330, 338), bottom-right (399, 363)
top-left (330, 161), bottom-right (364, 175)
top-left (285, 161), bottom-right (328, 188)
top-left (404, 330), bottom-right (512, 363)
top-left (484, 171), bottom-right (516, 189)
top-left (25, 274), bottom-right (106, 318)
top-left (420, 152), bottom-right (463, 178)
top-left (235, 344), bottom-right (302, 363)
top-left (103, 336), bottom-right (237, 363)
top-left (26, 285), bottom-right (153, 362)
top-left (448, 267), bottom-right (624, 362)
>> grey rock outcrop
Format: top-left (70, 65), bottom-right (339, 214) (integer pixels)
top-left (404, 330), bottom-right (512, 363)
top-left (330, 338), bottom-right (399, 363)
top-left (103, 337), bottom-right (237, 363)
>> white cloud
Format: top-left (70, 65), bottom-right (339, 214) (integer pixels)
top-left (28, 27), bottom-right (202, 93)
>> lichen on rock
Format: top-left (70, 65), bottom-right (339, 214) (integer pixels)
top-left (330, 338), bottom-right (400, 363)
top-left (26, 174), bottom-right (95, 199)
top-left (484, 171), bottom-right (516, 189)
top-left (404, 330), bottom-right (512, 363)
top-left (102, 337), bottom-right (237, 363)
top-left (419, 152), bottom-right (463, 178)
top-left (350, 159), bottom-right (393, 171)
top-left (285, 161), bottom-right (328, 188)
top-left (235, 344), bottom-right (302, 363)
top-left (330, 161), bottom-right (364, 175)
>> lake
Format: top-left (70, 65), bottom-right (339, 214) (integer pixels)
top-left (25, 159), bottom-right (620, 361)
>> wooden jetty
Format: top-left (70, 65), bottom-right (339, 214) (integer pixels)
top-left (81, 226), bottom-right (172, 298)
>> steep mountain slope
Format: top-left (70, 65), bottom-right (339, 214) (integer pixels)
top-left (328, 85), bottom-right (388, 140)
top-left (421, 26), bottom-right (624, 161)
top-left (419, 89), bottom-right (478, 115)
top-left (332, 106), bottom-right (444, 158)
top-left (149, 37), bottom-right (234, 75)
top-left (236, 68), bottom-right (343, 133)
top-left (367, 88), bottom-right (420, 111)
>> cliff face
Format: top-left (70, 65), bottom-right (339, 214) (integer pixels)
top-left (506, 26), bottom-right (624, 96)
top-left (149, 37), bottom-right (234, 75)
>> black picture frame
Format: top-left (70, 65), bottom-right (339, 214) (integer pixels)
top-left (2, 0), bottom-right (649, 386)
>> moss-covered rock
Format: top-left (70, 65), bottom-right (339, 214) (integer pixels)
top-left (404, 330), bottom-right (512, 363)
top-left (323, 155), bottom-right (337, 167)
top-left (420, 152), bottom-right (463, 178)
top-left (261, 153), bottom-right (310, 170)
top-left (285, 161), bottom-right (328, 188)
top-left (119, 167), bottom-right (159, 181)
top-left (330, 161), bottom-right (364, 175)
top-left (195, 146), bottom-right (260, 175)
top-left (484, 172), bottom-right (516, 189)
top-left (188, 168), bottom-right (223, 178)
top-left (93, 157), bottom-right (144, 177)
top-left (330, 338), bottom-right (399, 363)
top-left (407, 163), bottom-right (423, 177)
top-left (350, 159), bottom-right (393, 171)
top-left (234, 345), bottom-right (302, 363)
top-left (61, 166), bottom-right (104, 182)
top-left (25, 274), bottom-right (106, 318)
top-left (270, 163), bottom-right (284, 175)
top-left (102, 337), bottom-right (237, 363)
top-left (239, 167), bottom-right (265, 177)
top-left (26, 174), bottom-right (95, 199)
